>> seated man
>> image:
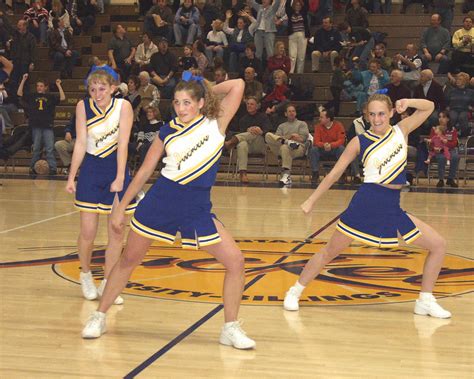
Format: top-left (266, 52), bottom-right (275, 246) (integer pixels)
top-left (150, 37), bottom-right (178, 99)
top-left (413, 69), bottom-right (446, 128)
top-left (347, 103), bottom-right (370, 183)
top-left (309, 108), bottom-right (346, 185)
top-left (224, 97), bottom-right (273, 183)
top-left (265, 104), bottom-right (309, 186)
top-left (23, 0), bottom-right (48, 45)
top-left (385, 69), bottom-right (411, 123)
top-left (54, 114), bottom-right (76, 174)
top-left (451, 16), bottom-right (473, 72)
top-left (144, 0), bottom-right (173, 41)
top-left (108, 24), bottom-right (136, 82)
top-left (243, 67), bottom-right (263, 103)
top-left (49, 18), bottom-right (80, 79)
top-left (395, 43), bottom-right (423, 83)
top-left (311, 17), bottom-right (341, 72)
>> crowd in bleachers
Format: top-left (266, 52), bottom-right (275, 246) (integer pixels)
top-left (0, 0), bottom-right (473, 187)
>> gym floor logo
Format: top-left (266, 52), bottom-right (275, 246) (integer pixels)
top-left (3, 239), bottom-right (474, 306)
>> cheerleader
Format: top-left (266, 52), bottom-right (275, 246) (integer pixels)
top-left (66, 70), bottom-right (137, 305)
top-left (81, 73), bottom-right (256, 349)
top-left (284, 95), bottom-right (452, 319)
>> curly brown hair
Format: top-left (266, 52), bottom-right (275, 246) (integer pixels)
top-left (174, 79), bottom-right (221, 120)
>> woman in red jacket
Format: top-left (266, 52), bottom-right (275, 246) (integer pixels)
top-left (428, 111), bottom-right (460, 188)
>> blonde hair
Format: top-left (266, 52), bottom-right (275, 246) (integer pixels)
top-left (273, 69), bottom-right (288, 84)
top-left (456, 72), bottom-right (470, 86)
top-left (174, 79), bottom-right (221, 119)
top-left (367, 93), bottom-right (393, 110)
top-left (274, 41), bottom-right (286, 55)
top-left (87, 69), bottom-right (118, 87)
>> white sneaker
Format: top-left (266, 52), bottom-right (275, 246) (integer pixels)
top-left (82, 311), bottom-right (107, 339)
top-left (80, 271), bottom-right (98, 300)
top-left (97, 279), bottom-right (124, 305)
top-left (279, 172), bottom-right (292, 186)
top-left (283, 286), bottom-right (301, 311)
top-left (414, 296), bottom-right (451, 319)
top-left (219, 321), bottom-right (256, 350)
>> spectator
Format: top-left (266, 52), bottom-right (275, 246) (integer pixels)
top-left (274, 0), bottom-right (288, 36)
top-left (267, 41), bottom-right (291, 75)
top-left (401, 0), bottom-right (431, 13)
top-left (5, 19), bottom-right (37, 89)
top-left (125, 75), bottom-right (142, 121)
top-left (286, 0), bottom-right (309, 74)
top-left (192, 39), bottom-right (209, 72)
top-left (224, 10), bottom-right (256, 72)
top-left (324, 56), bottom-right (347, 116)
top-left (48, 0), bottom-right (73, 34)
top-left (178, 44), bottom-right (199, 70)
top-left (451, 16), bottom-right (473, 72)
top-left (213, 67), bottom-right (228, 85)
top-left (0, 55), bottom-right (13, 86)
top-left (311, 16), bottom-right (341, 72)
top-left (108, 24), bottom-right (136, 82)
top-left (265, 104), bottom-right (309, 186)
top-left (309, 108), bottom-right (346, 185)
top-left (446, 72), bottom-right (474, 137)
top-left (385, 69), bottom-right (411, 122)
top-left (17, 74), bottom-right (65, 175)
top-left (250, 0), bottom-right (282, 60)
top-left (239, 43), bottom-right (263, 81)
top-left (205, 19), bottom-right (228, 67)
top-left (137, 71), bottom-right (161, 121)
top-left (149, 37), bottom-right (178, 98)
top-left (420, 13), bottom-right (451, 74)
top-left (262, 69), bottom-right (291, 115)
top-left (371, 42), bottom-right (394, 73)
top-left (144, 0), bottom-right (174, 41)
top-left (345, 0), bottom-right (369, 28)
top-left (243, 67), bottom-right (263, 102)
top-left (49, 18), bottom-right (80, 79)
top-left (347, 103), bottom-right (370, 183)
top-left (395, 43), bottom-right (423, 82)
top-left (195, 0), bottom-right (222, 36)
top-left (427, 111), bottom-right (460, 187)
top-left (424, 124), bottom-right (451, 165)
top-left (135, 106), bottom-right (163, 163)
top-left (139, 0), bottom-right (154, 16)
top-left (23, 0), bottom-right (49, 45)
top-left (54, 113), bottom-right (76, 174)
top-left (224, 96), bottom-right (273, 183)
top-left (134, 32), bottom-right (158, 73)
top-left (433, 0), bottom-right (454, 30)
top-left (173, 0), bottom-right (201, 46)
top-left (354, 59), bottom-right (389, 116)
top-left (413, 69), bottom-right (446, 127)
top-left (0, 57), bottom-right (15, 130)
top-left (339, 22), bottom-right (374, 69)
top-left (70, 0), bottom-right (97, 35)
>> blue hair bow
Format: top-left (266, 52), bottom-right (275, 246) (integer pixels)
top-left (375, 88), bottom-right (388, 94)
top-left (182, 71), bottom-right (204, 83)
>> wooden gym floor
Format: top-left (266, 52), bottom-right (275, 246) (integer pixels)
top-left (0, 178), bottom-right (473, 378)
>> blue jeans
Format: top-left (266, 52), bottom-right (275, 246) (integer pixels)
top-left (254, 30), bottom-right (275, 60)
top-left (310, 145), bottom-right (345, 172)
top-left (435, 149), bottom-right (459, 180)
top-left (173, 23), bottom-right (199, 45)
top-left (31, 127), bottom-right (57, 170)
top-left (449, 110), bottom-right (469, 137)
top-left (28, 19), bottom-right (48, 44)
top-left (53, 50), bottom-right (80, 76)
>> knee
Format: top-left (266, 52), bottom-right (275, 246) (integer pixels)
top-left (80, 226), bottom-right (97, 242)
top-left (431, 235), bottom-right (447, 255)
top-left (225, 252), bottom-right (245, 274)
top-left (120, 249), bottom-right (142, 269)
top-left (312, 50), bottom-right (321, 58)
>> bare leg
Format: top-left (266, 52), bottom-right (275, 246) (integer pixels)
top-left (104, 196), bottom-right (126, 278)
top-left (407, 214), bottom-right (447, 293)
top-left (78, 212), bottom-right (99, 273)
top-left (97, 230), bottom-right (152, 313)
top-left (201, 220), bottom-right (245, 323)
top-left (298, 230), bottom-right (353, 286)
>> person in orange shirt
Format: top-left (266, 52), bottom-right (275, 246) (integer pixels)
top-left (309, 108), bottom-right (346, 186)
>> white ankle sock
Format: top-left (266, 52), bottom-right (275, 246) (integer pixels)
top-left (419, 292), bottom-right (435, 301)
top-left (95, 311), bottom-right (106, 318)
top-left (224, 320), bottom-right (238, 328)
top-left (293, 281), bottom-right (305, 294)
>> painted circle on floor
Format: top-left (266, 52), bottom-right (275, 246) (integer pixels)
top-left (53, 238), bottom-right (474, 306)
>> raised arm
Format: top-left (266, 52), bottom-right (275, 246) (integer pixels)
top-left (397, 98), bottom-right (434, 136)
top-left (301, 137), bottom-right (360, 214)
top-left (214, 78), bottom-right (245, 133)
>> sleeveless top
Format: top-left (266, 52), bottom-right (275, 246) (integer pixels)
top-left (85, 97), bottom-right (124, 158)
top-left (159, 115), bottom-right (224, 188)
top-left (358, 125), bottom-right (407, 185)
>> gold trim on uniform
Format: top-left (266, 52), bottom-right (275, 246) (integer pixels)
top-left (362, 128), bottom-right (394, 164)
